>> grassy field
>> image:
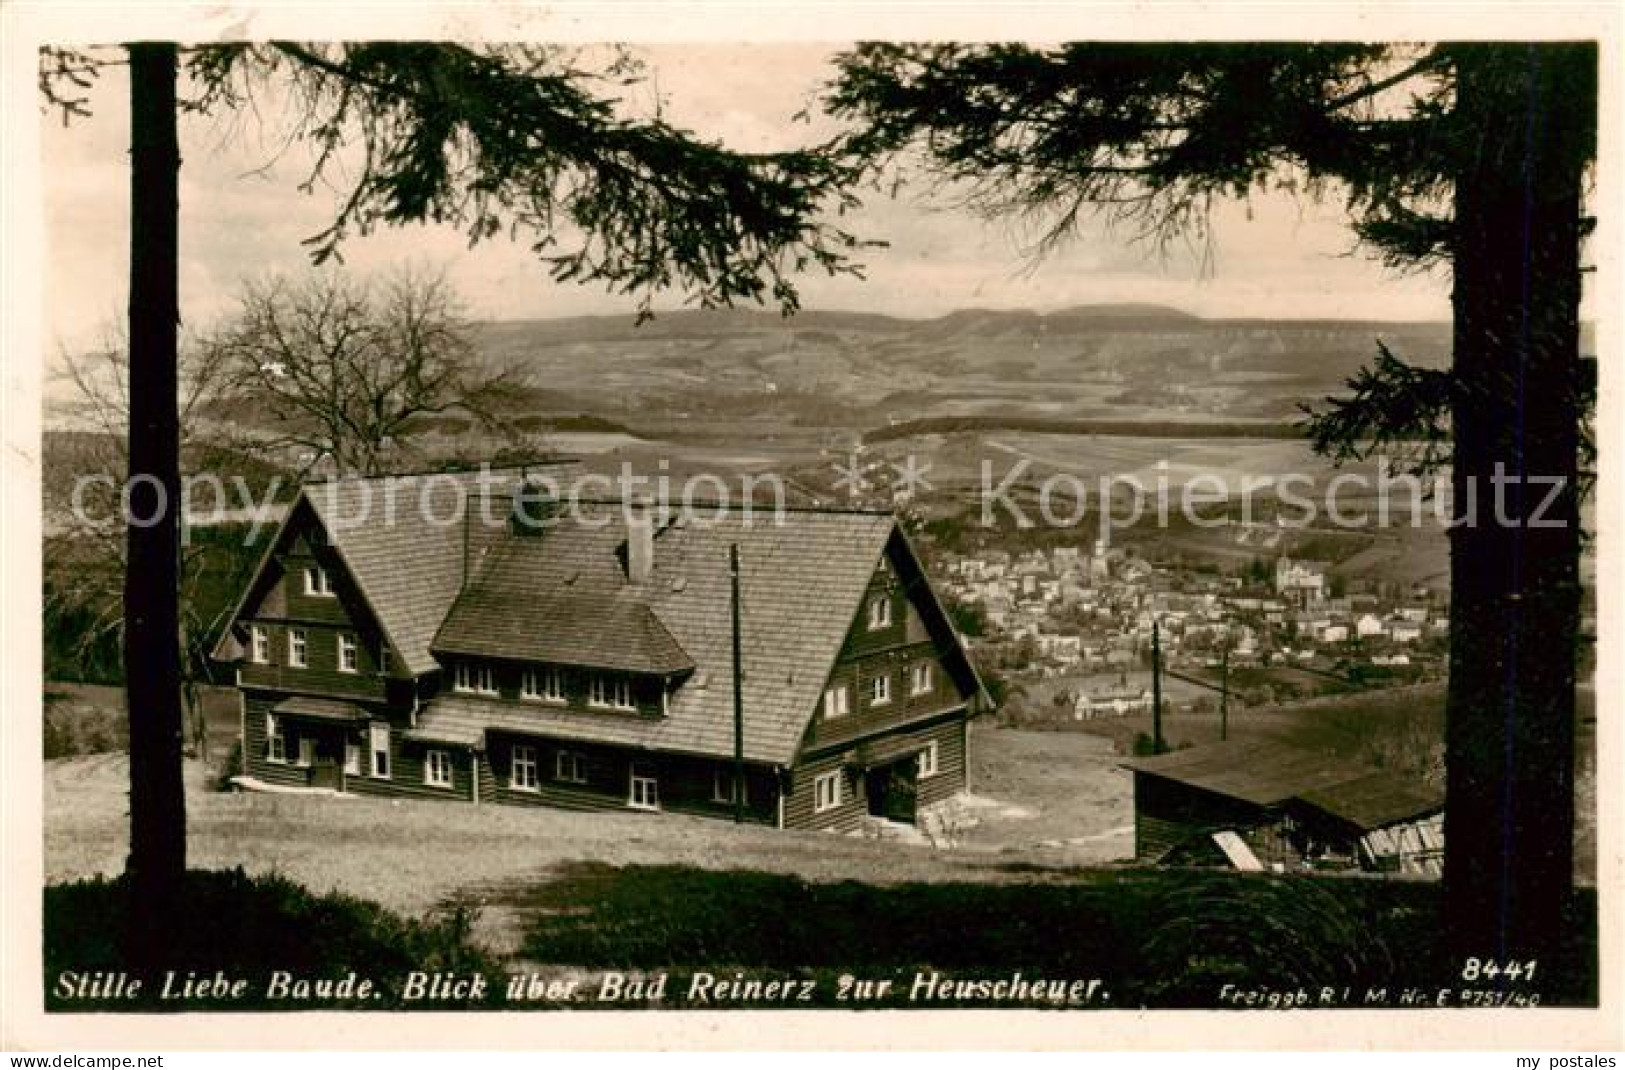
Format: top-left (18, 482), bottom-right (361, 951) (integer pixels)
top-left (43, 719), bottom-right (1136, 954)
top-left (41, 685), bottom-right (1600, 1006)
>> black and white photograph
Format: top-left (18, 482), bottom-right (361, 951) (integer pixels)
top-left (2, 1), bottom-right (1619, 1053)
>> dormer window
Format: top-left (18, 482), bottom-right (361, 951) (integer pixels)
top-left (866, 593), bottom-right (893, 630)
top-left (823, 685), bottom-right (850, 720)
top-left (522, 667), bottom-right (567, 704)
top-left (453, 661), bottom-right (497, 696)
top-left (304, 565), bottom-right (334, 597)
top-left (588, 674), bottom-right (635, 711)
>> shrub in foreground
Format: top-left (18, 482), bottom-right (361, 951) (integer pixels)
top-left (45, 868), bottom-right (497, 1011)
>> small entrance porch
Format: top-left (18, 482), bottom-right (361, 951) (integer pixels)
top-left (275, 696), bottom-right (368, 793)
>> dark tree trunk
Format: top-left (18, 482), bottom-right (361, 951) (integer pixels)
top-left (1442, 43), bottom-right (1592, 962)
top-left (124, 42), bottom-right (186, 968)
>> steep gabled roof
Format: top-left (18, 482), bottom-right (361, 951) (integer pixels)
top-left (304, 471), bottom-right (522, 676)
top-left (414, 503), bottom-right (904, 765)
top-left (214, 466), bottom-right (572, 676)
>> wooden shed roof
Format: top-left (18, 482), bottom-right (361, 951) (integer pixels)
top-left (1121, 739), bottom-right (1443, 830)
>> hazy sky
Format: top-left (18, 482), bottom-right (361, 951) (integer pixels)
top-left (42, 42), bottom-right (1456, 356)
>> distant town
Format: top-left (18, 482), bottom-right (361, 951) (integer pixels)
top-left (931, 540), bottom-right (1447, 723)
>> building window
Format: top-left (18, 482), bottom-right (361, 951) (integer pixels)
top-left (866, 593), bottom-right (893, 630)
top-left (344, 740), bottom-right (361, 776)
top-left (265, 713), bottom-right (286, 763)
top-left (589, 674), bottom-right (635, 711)
top-left (250, 625), bottom-right (270, 664)
top-left (522, 667), bottom-right (566, 703)
top-left (511, 744), bottom-right (539, 790)
top-left (338, 633), bottom-right (359, 674)
top-left (297, 737), bottom-right (315, 768)
top-left (424, 749), bottom-right (453, 788)
top-left (917, 741), bottom-right (940, 779)
top-left (814, 770), bottom-right (843, 813)
top-left (454, 661), bottom-right (497, 696)
top-left (287, 629), bottom-right (308, 668)
top-left (628, 766), bottom-right (660, 811)
top-left (910, 662), bottom-right (933, 696)
top-left (823, 685), bottom-right (850, 720)
top-left (554, 750), bottom-right (586, 784)
top-left (868, 672), bottom-right (891, 707)
top-left (368, 722), bottom-right (390, 779)
top-left (713, 767), bottom-right (747, 805)
top-left (304, 565), bottom-right (334, 597)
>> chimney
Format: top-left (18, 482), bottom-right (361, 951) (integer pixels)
top-left (626, 496), bottom-right (655, 584)
top-left (511, 477), bottom-right (557, 536)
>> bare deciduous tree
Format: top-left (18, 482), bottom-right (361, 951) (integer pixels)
top-left (211, 269), bottom-right (522, 477)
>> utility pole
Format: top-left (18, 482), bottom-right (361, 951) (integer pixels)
top-left (1219, 640), bottom-right (1230, 742)
top-left (730, 544), bottom-right (745, 825)
top-left (1151, 617), bottom-right (1165, 754)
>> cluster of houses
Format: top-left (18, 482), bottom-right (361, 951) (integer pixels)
top-left (938, 544), bottom-right (1446, 691)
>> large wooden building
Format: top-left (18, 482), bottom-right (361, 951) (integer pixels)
top-left (1122, 740), bottom-right (1445, 876)
top-left (213, 469), bottom-right (989, 830)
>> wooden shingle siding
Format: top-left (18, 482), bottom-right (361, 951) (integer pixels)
top-left (783, 747), bottom-right (867, 832)
top-left (239, 647), bottom-right (388, 702)
top-left (808, 641), bottom-right (962, 750)
top-left (838, 566), bottom-right (908, 659)
top-left (786, 714), bottom-right (968, 831)
top-left (915, 718), bottom-right (968, 809)
top-left (348, 733), bottom-right (475, 803)
top-left (241, 692), bottom-right (308, 788)
top-left (485, 733), bottom-right (778, 823)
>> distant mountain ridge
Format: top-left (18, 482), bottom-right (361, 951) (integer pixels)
top-left (477, 301), bottom-right (1449, 344)
top-left (469, 302), bottom-right (1456, 429)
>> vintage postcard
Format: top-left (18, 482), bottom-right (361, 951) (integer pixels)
top-left (2, 1), bottom-right (1620, 1053)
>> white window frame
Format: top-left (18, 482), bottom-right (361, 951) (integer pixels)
top-left (917, 741), bottom-right (940, 779)
top-left (589, 674), bottom-right (635, 711)
top-left (454, 661), bottom-right (497, 696)
top-left (338, 633), bottom-right (359, 674)
top-left (910, 662), bottom-right (933, 696)
top-left (304, 564), bottom-right (334, 597)
top-left (522, 667), bottom-right (566, 704)
top-left (868, 672), bottom-right (891, 707)
top-left (554, 750), bottom-right (586, 784)
top-left (511, 744), bottom-right (539, 791)
top-left (265, 713), bottom-right (286, 763)
top-left (814, 770), bottom-right (843, 813)
top-left (250, 625), bottom-right (270, 665)
top-left (368, 722), bottom-right (390, 780)
top-left (823, 684), bottom-right (850, 720)
top-left (867, 593), bottom-right (893, 630)
top-left (713, 767), bottom-right (747, 805)
top-left (343, 740), bottom-right (361, 776)
top-left (628, 767), bottom-right (660, 811)
top-left (424, 748), bottom-right (453, 789)
top-left (287, 628), bottom-right (308, 668)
